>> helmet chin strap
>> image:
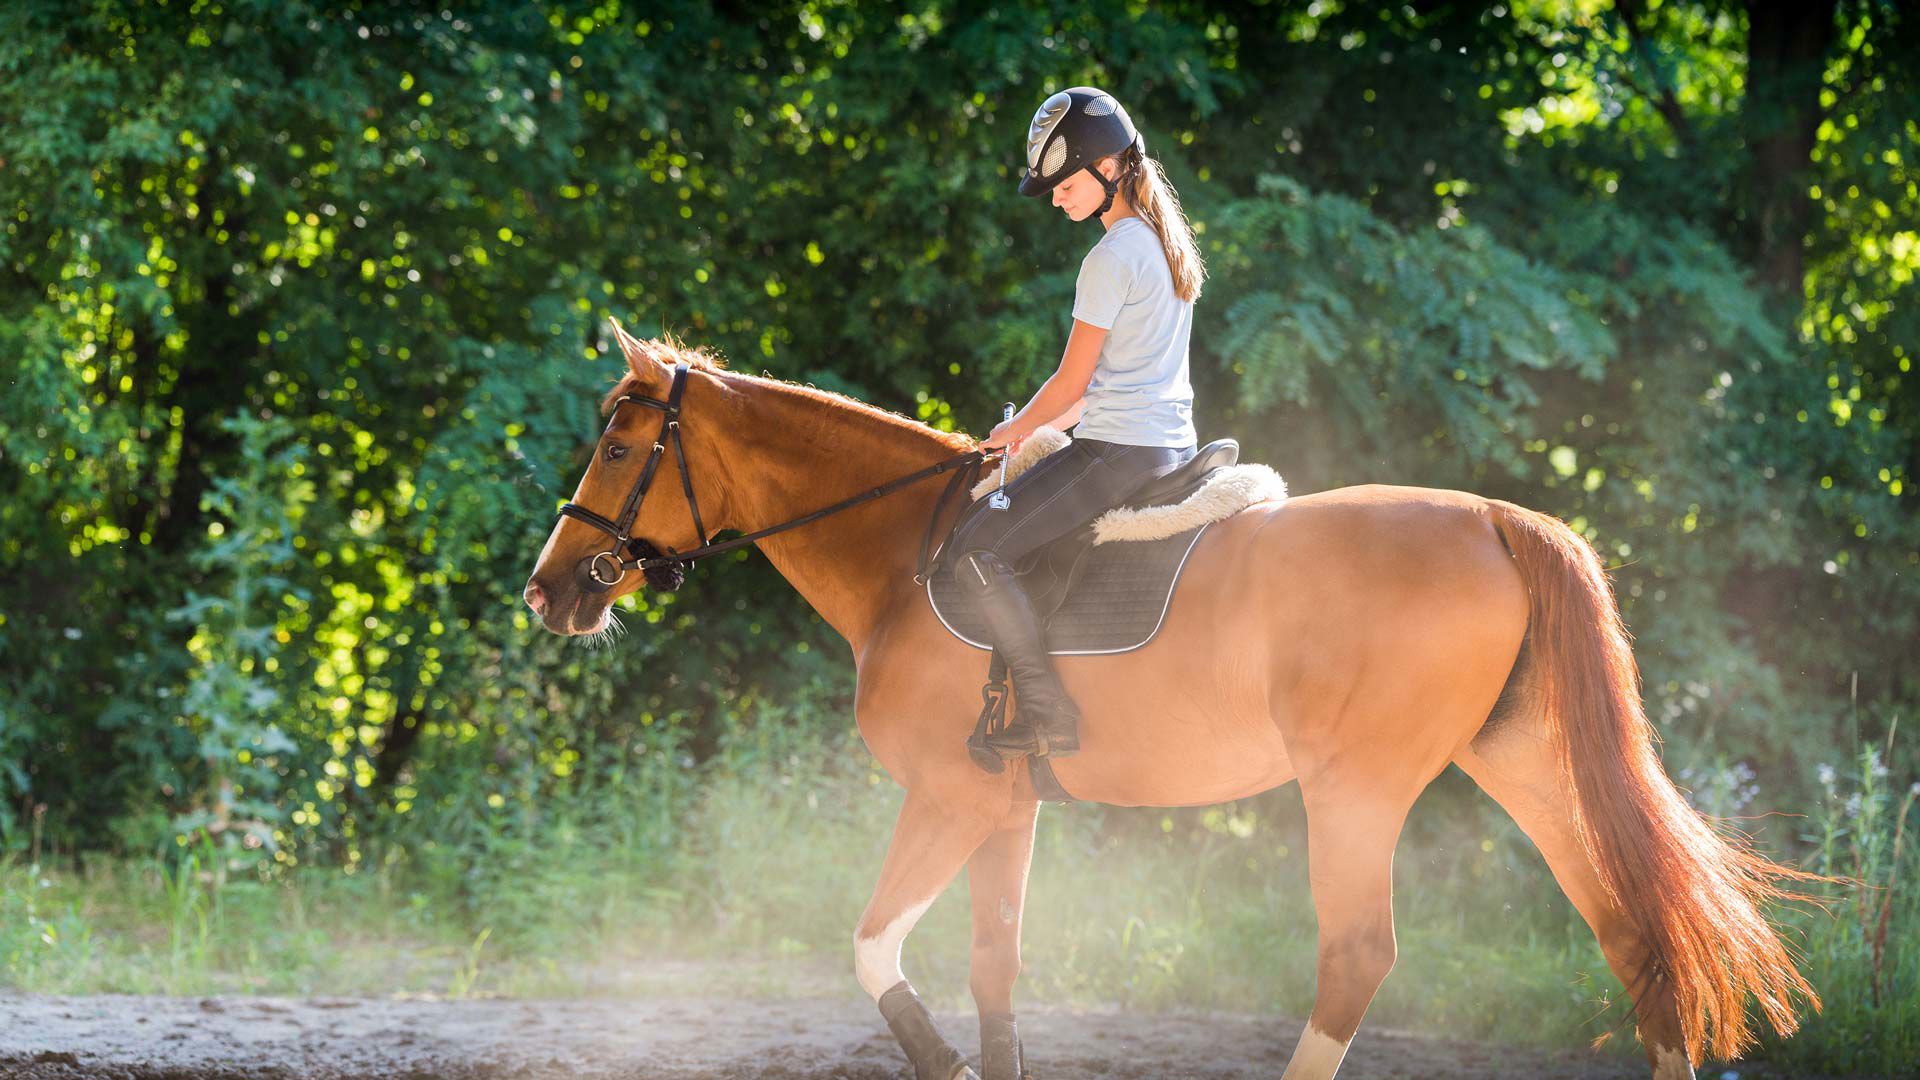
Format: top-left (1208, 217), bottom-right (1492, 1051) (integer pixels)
top-left (1083, 162), bottom-right (1120, 220)
top-left (1081, 137), bottom-right (1139, 221)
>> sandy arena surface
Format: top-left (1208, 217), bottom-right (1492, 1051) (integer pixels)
top-left (0, 991), bottom-right (1703, 1079)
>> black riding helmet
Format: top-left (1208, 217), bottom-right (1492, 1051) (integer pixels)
top-left (1018, 86), bottom-right (1142, 218)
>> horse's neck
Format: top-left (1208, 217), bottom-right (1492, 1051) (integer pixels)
top-left (716, 376), bottom-right (967, 652)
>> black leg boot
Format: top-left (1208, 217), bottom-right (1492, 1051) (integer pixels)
top-left (957, 552), bottom-right (1081, 759)
top-left (980, 1012), bottom-right (1029, 1080)
top-left (878, 981), bottom-right (974, 1080)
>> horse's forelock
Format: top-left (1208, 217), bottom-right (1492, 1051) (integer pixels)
top-left (598, 374), bottom-right (640, 416)
top-left (598, 330), bottom-right (729, 415)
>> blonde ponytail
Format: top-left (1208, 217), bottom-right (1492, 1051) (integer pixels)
top-left (1110, 144), bottom-right (1206, 303)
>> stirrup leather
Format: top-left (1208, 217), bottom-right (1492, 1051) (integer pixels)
top-left (966, 651), bottom-right (1013, 774)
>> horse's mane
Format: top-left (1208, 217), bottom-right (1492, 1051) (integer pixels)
top-left (600, 331), bottom-right (977, 457)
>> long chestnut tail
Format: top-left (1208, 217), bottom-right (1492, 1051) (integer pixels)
top-left (1489, 501), bottom-right (1818, 1064)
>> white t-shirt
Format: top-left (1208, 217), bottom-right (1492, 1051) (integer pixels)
top-left (1069, 216), bottom-right (1196, 448)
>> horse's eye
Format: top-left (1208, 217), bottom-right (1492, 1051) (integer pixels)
top-left (605, 443), bottom-right (629, 461)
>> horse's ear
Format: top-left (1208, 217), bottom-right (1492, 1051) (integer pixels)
top-left (609, 317), bottom-right (673, 380)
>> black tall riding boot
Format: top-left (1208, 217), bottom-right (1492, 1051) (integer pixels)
top-left (957, 551), bottom-right (1081, 759)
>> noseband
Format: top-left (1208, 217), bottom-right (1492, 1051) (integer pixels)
top-left (554, 360), bottom-right (988, 595)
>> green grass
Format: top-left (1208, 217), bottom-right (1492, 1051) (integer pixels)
top-left (2, 722), bottom-right (1912, 1077)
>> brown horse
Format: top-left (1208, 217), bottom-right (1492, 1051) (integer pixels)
top-left (524, 325), bottom-right (1816, 1080)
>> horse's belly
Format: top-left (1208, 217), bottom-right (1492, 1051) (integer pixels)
top-left (1050, 705), bottom-right (1296, 808)
top-left (1046, 545), bottom-right (1294, 807)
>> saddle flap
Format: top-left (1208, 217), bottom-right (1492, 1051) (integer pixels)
top-left (927, 522), bottom-right (1211, 655)
top-left (1024, 526), bottom-right (1098, 624)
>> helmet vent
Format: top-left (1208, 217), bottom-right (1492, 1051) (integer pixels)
top-left (1083, 96), bottom-right (1117, 117)
top-left (1040, 138), bottom-right (1068, 178)
top-left (1026, 92), bottom-right (1071, 170)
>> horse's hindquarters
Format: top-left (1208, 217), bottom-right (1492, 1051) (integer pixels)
top-left (1263, 488), bottom-right (1527, 780)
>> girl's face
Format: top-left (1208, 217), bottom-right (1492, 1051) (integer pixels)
top-left (1049, 157), bottom-right (1121, 221)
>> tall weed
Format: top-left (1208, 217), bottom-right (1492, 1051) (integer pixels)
top-left (1758, 733), bottom-right (1918, 1075)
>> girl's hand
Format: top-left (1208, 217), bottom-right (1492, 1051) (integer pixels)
top-left (981, 420), bottom-right (1026, 453)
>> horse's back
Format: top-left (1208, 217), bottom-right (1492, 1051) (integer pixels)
top-left (1242, 483), bottom-right (1523, 602)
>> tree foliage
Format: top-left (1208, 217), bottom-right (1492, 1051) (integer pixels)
top-left (0, 0), bottom-right (1912, 870)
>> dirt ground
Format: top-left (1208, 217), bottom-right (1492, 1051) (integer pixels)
top-left (0, 990), bottom-right (1691, 1080)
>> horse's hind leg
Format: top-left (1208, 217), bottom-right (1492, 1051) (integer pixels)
top-left (1281, 776), bottom-right (1422, 1080)
top-left (1456, 732), bottom-right (1693, 1079)
top-left (857, 788), bottom-right (1000, 1080)
top-left (967, 798), bottom-right (1039, 1080)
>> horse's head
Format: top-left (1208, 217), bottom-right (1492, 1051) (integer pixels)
top-left (524, 321), bottom-right (732, 636)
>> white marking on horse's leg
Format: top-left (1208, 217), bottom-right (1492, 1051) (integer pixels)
top-left (1280, 1024), bottom-right (1352, 1080)
top-left (1652, 1046), bottom-right (1695, 1080)
top-left (855, 896), bottom-right (935, 1000)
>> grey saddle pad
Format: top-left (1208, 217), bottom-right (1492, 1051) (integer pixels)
top-left (925, 522), bottom-right (1212, 655)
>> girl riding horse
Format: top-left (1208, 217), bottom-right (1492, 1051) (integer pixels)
top-left (523, 86), bottom-right (1820, 1080)
top-left (956, 86), bottom-right (1207, 762)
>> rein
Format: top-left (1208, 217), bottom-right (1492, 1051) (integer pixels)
top-left (557, 360), bottom-right (990, 592)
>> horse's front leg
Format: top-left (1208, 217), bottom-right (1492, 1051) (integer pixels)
top-left (857, 787), bottom-right (1000, 1080)
top-left (967, 797), bottom-right (1040, 1080)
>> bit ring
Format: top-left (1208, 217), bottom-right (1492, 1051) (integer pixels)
top-left (589, 551), bottom-right (627, 586)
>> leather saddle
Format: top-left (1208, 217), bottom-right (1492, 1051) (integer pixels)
top-left (925, 437), bottom-right (1240, 655)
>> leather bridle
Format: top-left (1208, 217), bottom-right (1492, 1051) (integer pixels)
top-left (554, 360), bottom-right (989, 594)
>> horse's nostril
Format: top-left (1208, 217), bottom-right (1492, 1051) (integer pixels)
top-left (524, 581), bottom-right (547, 616)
